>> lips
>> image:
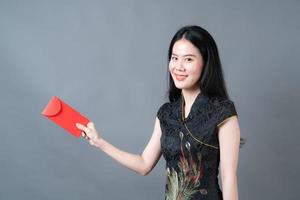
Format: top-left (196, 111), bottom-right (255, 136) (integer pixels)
top-left (174, 73), bottom-right (188, 81)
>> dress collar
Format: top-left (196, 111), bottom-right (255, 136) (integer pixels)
top-left (174, 91), bottom-right (207, 123)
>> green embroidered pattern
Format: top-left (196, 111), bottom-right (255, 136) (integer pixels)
top-left (165, 131), bottom-right (204, 200)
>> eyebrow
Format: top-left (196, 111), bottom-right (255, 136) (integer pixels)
top-left (171, 53), bottom-right (197, 57)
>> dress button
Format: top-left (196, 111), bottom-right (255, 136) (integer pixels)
top-left (179, 131), bottom-right (184, 140)
top-left (199, 188), bottom-right (208, 195)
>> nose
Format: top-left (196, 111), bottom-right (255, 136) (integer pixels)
top-left (175, 58), bottom-right (185, 71)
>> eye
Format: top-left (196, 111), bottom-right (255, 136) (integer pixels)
top-left (171, 56), bottom-right (178, 61)
top-left (185, 57), bottom-right (193, 62)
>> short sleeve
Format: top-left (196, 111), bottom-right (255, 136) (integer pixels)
top-left (216, 99), bottom-right (238, 127)
top-left (156, 102), bottom-right (169, 121)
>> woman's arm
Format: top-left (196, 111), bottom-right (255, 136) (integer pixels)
top-left (217, 115), bottom-right (240, 200)
top-left (76, 117), bottom-right (163, 176)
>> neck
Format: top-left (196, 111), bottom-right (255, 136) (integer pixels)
top-left (181, 88), bottom-right (201, 107)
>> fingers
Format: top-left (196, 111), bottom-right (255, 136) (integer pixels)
top-left (76, 122), bottom-right (99, 144)
top-left (76, 123), bottom-right (91, 133)
top-left (76, 123), bottom-right (91, 139)
top-left (82, 131), bottom-right (90, 140)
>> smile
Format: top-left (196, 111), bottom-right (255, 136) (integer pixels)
top-left (174, 73), bottom-right (188, 81)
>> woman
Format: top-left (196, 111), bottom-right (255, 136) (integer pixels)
top-left (76, 25), bottom-right (244, 200)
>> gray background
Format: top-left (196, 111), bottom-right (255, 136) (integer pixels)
top-left (0, 0), bottom-right (299, 199)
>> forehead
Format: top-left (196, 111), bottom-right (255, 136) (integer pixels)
top-left (172, 39), bottom-right (200, 55)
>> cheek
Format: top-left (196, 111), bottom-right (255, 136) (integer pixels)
top-left (194, 66), bottom-right (203, 74)
top-left (168, 63), bottom-right (174, 73)
top-left (187, 63), bottom-right (203, 78)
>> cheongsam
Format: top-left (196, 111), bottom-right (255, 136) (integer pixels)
top-left (157, 92), bottom-right (238, 200)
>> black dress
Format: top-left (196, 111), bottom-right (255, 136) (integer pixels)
top-left (157, 92), bottom-right (238, 200)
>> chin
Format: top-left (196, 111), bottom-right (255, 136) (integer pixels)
top-left (174, 83), bottom-right (188, 89)
top-left (175, 82), bottom-right (197, 90)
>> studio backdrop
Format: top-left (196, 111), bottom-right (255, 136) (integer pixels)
top-left (0, 0), bottom-right (299, 199)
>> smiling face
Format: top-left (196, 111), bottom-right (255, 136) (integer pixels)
top-left (169, 38), bottom-right (205, 91)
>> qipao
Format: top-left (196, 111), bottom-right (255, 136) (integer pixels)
top-left (157, 92), bottom-right (238, 200)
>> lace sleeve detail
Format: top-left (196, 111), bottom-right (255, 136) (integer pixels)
top-left (216, 99), bottom-right (238, 127)
top-left (156, 102), bottom-right (169, 121)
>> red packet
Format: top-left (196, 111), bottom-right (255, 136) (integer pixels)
top-left (41, 96), bottom-right (90, 138)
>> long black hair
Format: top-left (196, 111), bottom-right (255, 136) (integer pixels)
top-left (166, 25), bottom-right (246, 147)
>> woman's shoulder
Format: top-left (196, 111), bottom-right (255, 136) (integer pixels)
top-left (207, 96), bottom-right (236, 108)
top-left (156, 102), bottom-right (171, 119)
top-left (206, 96), bottom-right (238, 125)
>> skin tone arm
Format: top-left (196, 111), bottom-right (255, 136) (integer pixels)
top-left (75, 117), bottom-right (162, 176)
top-left (217, 115), bottom-right (240, 200)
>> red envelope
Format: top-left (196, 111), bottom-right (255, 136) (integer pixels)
top-left (41, 96), bottom-right (90, 138)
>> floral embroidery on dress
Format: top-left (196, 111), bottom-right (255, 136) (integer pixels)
top-left (158, 94), bottom-right (239, 199)
top-left (165, 131), bottom-right (204, 200)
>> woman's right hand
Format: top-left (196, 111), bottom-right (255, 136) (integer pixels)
top-left (76, 122), bottom-right (102, 148)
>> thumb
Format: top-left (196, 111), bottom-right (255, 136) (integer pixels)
top-left (87, 122), bottom-right (95, 129)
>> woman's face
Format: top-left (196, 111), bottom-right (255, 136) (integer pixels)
top-left (169, 38), bottom-right (204, 90)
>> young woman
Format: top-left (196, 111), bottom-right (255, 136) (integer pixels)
top-left (76, 25), bottom-right (244, 200)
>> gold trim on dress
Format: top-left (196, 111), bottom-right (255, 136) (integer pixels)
top-left (181, 93), bottom-right (219, 150)
top-left (217, 115), bottom-right (238, 128)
